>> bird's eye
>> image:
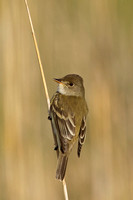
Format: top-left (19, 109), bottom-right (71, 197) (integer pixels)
top-left (69, 82), bottom-right (74, 86)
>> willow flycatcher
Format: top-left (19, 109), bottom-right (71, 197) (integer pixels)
top-left (49, 74), bottom-right (88, 181)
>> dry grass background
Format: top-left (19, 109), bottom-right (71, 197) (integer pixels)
top-left (0, 0), bottom-right (133, 199)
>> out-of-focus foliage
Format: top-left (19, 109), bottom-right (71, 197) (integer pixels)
top-left (0, 0), bottom-right (133, 199)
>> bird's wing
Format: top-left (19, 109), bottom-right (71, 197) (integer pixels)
top-left (77, 116), bottom-right (87, 157)
top-left (50, 96), bottom-right (76, 154)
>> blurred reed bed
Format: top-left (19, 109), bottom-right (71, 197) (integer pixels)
top-left (0, 0), bottom-right (133, 199)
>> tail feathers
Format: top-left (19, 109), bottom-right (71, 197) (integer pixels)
top-left (77, 142), bottom-right (82, 157)
top-left (56, 154), bottom-right (68, 181)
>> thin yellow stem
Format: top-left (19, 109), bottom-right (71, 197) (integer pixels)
top-left (24, 1), bottom-right (69, 200)
top-left (24, 0), bottom-right (50, 110)
top-left (63, 179), bottom-right (69, 200)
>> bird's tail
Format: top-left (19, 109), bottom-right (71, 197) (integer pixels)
top-left (56, 153), bottom-right (68, 181)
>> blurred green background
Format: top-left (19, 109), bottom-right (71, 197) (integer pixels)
top-left (0, 0), bottom-right (133, 199)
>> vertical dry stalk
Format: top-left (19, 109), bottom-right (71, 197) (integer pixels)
top-left (63, 179), bottom-right (69, 200)
top-left (24, 0), bottom-right (69, 199)
top-left (24, 0), bottom-right (50, 110)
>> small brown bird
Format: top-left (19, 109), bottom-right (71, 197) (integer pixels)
top-left (49, 74), bottom-right (88, 181)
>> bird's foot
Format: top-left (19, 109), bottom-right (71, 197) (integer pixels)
top-left (54, 145), bottom-right (58, 151)
top-left (48, 115), bottom-right (52, 120)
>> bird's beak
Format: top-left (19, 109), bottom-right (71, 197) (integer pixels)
top-left (54, 78), bottom-right (63, 84)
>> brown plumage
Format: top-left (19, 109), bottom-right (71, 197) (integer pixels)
top-left (50, 74), bottom-right (88, 181)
